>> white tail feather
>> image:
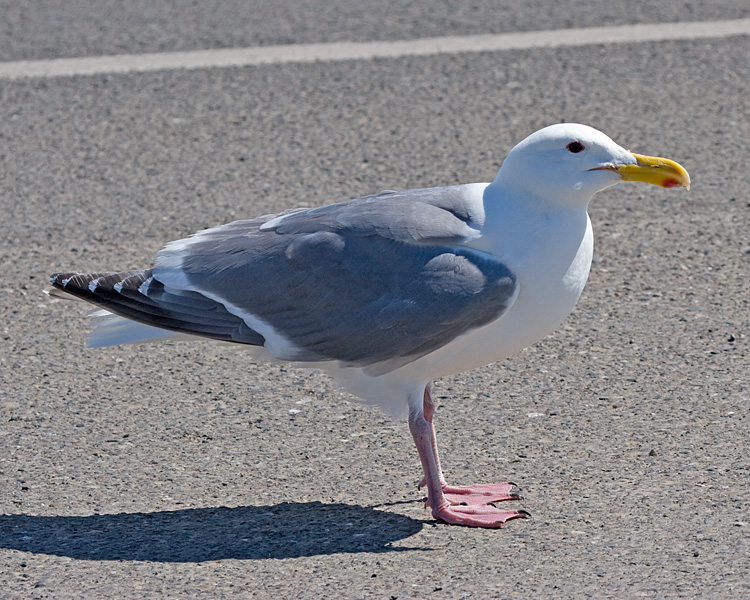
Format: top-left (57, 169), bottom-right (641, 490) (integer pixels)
top-left (87, 311), bottom-right (196, 348)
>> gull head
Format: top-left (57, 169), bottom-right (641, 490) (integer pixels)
top-left (493, 123), bottom-right (690, 209)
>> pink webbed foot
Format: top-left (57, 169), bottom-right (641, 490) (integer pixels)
top-left (432, 503), bottom-right (531, 528)
top-left (420, 480), bottom-right (522, 507)
top-left (410, 384), bottom-right (530, 527)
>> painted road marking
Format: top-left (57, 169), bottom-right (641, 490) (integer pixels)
top-left (1, 18), bottom-right (748, 80)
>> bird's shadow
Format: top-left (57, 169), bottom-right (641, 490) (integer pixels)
top-left (0, 502), bottom-right (425, 562)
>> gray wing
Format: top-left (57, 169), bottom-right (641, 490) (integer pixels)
top-left (153, 184), bottom-right (518, 369)
top-left (51, 185), bottom-right (518, 371)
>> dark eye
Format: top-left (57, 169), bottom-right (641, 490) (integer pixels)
top-left (566, 141), bottom-right (585, 153)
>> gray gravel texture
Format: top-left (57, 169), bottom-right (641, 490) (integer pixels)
top-left (0, 3), bottom-right (749, 599)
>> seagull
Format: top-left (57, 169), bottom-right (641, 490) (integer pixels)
top-left (49, 123), bottom-right (690, 527)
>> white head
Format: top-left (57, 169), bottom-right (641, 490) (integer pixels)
top-left (493, 123), bottom-right (690, 209)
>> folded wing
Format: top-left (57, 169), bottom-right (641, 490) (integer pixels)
top-left (51, 185), bottom-right (519, 373)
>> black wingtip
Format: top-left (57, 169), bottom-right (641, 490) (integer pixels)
top-left (49, 272), bottom-right (83, 290)
top-left (49, 272), bottom-right (67, 286)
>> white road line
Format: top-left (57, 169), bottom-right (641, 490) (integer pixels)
top-left (1, 18), bottom-right (748, 81)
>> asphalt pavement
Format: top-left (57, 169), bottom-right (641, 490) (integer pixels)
top-left (0, 2), bottom-right (748, 598)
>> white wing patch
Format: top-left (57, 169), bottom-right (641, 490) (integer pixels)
top-left (259, 213), bottom-right (291, 231)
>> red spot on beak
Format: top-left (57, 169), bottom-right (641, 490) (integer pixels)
top-left (662, 178), bottom-right (680, 188)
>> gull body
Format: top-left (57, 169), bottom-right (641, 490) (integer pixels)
top-left (49, 123), bottom-right (689, 527)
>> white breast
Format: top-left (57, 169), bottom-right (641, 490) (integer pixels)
top-left (398, 203), bottom-right (593, 380)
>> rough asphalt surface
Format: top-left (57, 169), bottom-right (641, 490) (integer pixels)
top-left (1, 2), bottom-right (749, 598)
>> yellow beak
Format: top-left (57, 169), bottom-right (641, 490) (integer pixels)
top-left (616, 153), bottom-right (691, 190)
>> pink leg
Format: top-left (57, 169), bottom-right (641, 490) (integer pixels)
top-left (417, 385), bottom-right (523, 506)
top-left (408, 384), bottom-right (529, 527)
